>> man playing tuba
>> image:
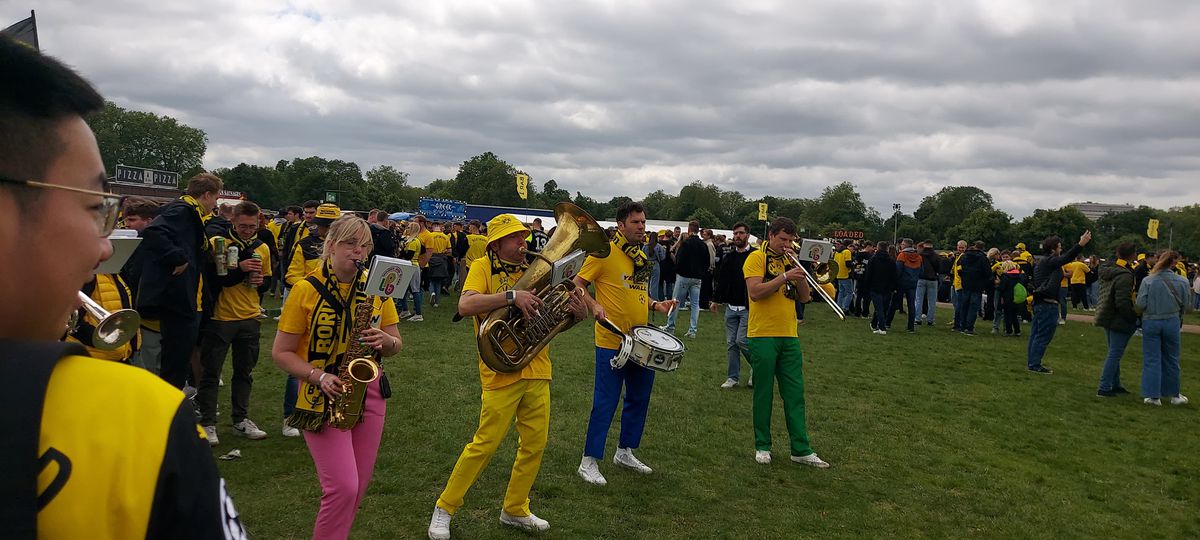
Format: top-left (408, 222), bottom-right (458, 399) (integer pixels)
top-left (428, 214), bottom-right (587, 540)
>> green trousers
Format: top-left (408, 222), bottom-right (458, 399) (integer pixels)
top-left (747, 337), bottom-right (813, 457)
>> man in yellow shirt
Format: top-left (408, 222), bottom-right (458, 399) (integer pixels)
top-left (0, 37), bottom-right (242, 538)
top-left (424, 223), bottom-right (453, 306)
top-left (744, 217), bottom-right (830, 468)
top-left (462, 220), bottom-right (489, 285)
top-left (197, 202), bottom-right (272, 446)
top-left (832, 240), bottom-right (855, 313)
top-left (428, 214), bottom-right (586, 539)
top-left (573, 201), bottom-right (677, 486)
top-left (1064, 255), bottom-right (1091, 310)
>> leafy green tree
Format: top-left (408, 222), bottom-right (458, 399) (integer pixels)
top-left (448, 152), bottom-right (537, 206)
top-left (687, 207), bottom-right (727, 229)
top-left (672, 181), bottom-right (724, 222)
top-left (361, 165), bottom-right (422, 212)
top-left (943, 209), bottom-right (1014, 249)
top-left (89, 101), bottom-right (207, 177)
top-left (1013, 207), bottom-right (1095, 255)
top-left (913, 186), bottom-right (995, 235)
top-left (1160, 204), bottom-right (1200, 257)
top-left (808, 182), bottom-right (873, 229)
top-left (641, 189), bottom-right (677, 218)
top-left (572, 192), bottom-right (610, 220)
top-left (540, 180), bottom-right (571, 207)
top-left (274, 156), bottom-right (364, 208)
top-left (211, 163), bottom-right (285, 210)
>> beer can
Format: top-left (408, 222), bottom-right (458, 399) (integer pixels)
top-left (246, 252), bottom-right (263, 287)
top-left (214, 237), bottom-right (228, 276)
top-left (227, 245), bottom-right (239, 268)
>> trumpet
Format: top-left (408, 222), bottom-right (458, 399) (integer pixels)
top-left (68, 291), bottom-right (142, 350)
top-left (782, 242), bottom-right (846, 321)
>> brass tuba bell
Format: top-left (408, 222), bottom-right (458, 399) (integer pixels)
top-left (476, 202), bottom-right (611, 373)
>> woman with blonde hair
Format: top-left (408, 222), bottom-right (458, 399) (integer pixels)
top-left (1136, 250), bottom-right (1194, 406)
top-left (396, 220), bottom-right (425, 321)
top-left (272, 215), bottom-right (402, 538)
top-left (995, 260), bottom-right (1026, 337)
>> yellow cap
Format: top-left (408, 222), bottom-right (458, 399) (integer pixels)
top-left (314, 203), bottom-right (341, 225)
top-left (487, 214), bottom-right (530, 246)
top-left (1015, 242), bottom-right (1026, 250)
top-left (1137, 253), bottom-right (1146, 261)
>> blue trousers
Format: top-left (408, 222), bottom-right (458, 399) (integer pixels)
top-left (955, 291), bottom-right (982, 332)
top-left (584, 347), bottom-right (656, 459)
top-left (916, 279), bottom-right (938, 324)
top-left (1027, 303), bottom-right (1061, 369)
top-left (666, 276), bottom-right (702, 334)
top-left (1142, 317), bottom-right (1183, 399)
top-left (836, 278), bottom-right (855, 313)
top-left (870, 292), bottom-right (891, 330)
top-left (1098, 328), bottom-right (1134, 392)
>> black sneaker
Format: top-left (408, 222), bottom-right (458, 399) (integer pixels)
top-left (1114, 386), bottom-right (1130, 395)
top-left (1028, 366), bottom-right (1053, 374)
top-left (926, 322), bottom-right (934, 326)
top-left (962, 330), bottom-right (975, 336)
top-left (1097, 388), bottom-right (1121, 397)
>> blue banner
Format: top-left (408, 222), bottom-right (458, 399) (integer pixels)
top-left (419, 198), bottom-right (466, 220)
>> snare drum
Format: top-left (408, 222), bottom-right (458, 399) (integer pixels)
top-left (610, 325), bottom-right (685, 372)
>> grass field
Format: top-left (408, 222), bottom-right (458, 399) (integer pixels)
top-left (212, 294), bottom-right (1200, 539)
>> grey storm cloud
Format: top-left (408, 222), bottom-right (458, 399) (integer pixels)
top-left (16, 0), bottom-right (1200, 216)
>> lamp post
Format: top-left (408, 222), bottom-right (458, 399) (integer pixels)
top-left (892, 203), bottom-right (901, 244)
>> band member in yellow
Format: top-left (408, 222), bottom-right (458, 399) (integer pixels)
top-left (429, 214), bottom-right (586, 539)
top-left (744, 217), bottom-right (830, 468)
top-left (573, 201), bottom-right (677, 486)
top-left (272, 216), bottom-right (402, 539)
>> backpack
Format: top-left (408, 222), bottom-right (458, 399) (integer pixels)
top-left (1012, 282), bottom-right (1028, 305)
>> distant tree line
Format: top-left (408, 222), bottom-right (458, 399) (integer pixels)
top-left (89, 102), bottom-right (1199, 257)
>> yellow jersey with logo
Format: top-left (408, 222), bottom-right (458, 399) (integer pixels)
top-left (37, 355), bottom-right (244, 539)
top-left (744, 249), bottom-right (798, 338)
top-left (952, 253), bottom-right (964, 290)
top-left (833, 248), bottom-right (853, 279)
top-left (578, 243), bottom-right (649, 350)
top-left (426, 232), bottom-right (452, 255)
top-left (465, 256), bottom-right (551, 389)
top-left (277, 276), bottom-right (400, 365)
top-left (209, 238), bottom-right (273, 321)
top-left (465, 234), bottom-right (488, 265)
top-left (1065, 261), bottom-right (1089, 285)
top-left (403, 236), bottom-right (423, 266)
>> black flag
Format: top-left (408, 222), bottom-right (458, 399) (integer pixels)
top-left (2, 11), bottom-right (38, 50)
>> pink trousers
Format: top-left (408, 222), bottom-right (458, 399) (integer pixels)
top-left (304, 379), bottom-right (386, 540)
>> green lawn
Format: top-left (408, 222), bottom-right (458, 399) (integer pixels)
top-left (213, 295), bottom-right (1200, 538)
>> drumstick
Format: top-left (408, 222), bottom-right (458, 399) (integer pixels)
top-left (597, 317), bottom-right (626, 337)
top-left (666, 301), bottom-right (676, 322)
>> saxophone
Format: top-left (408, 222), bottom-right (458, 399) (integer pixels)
top-left (328, 261), bottom-right (382, 430)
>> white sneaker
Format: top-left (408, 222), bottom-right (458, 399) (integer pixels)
top-left (233, 418), bottom-right (267, 440)
top-left (1170, 394), bottom-right (1189, 405)
top-left (878, 329), bottom-right (887, 335)
top-left (577, 456), bottom-right (607, 486)
top-left (720, 378), bottom-right (738, 389)
top-left (409, 314), bottom-right (425, 322)
top-left (428, 506), bottom-right (452, 540)
top-left (499, 510), bottom-right (550, 532)
top-left (613, 447), bottom-right (653, 474)
top-left (790, 453), bottom-right (830, 468)
top-left (203, 425), bottom-right (219, 447)
top-left (755, 450), bottom-right (771, 464)
top-left (1144, 397), bottom-right (1162, 406)
top-left (399, 310), bottom-right (412, 319)
top-left (282, 422), bottom-right (300, 438)
top-left (1058, 319), bottom-right (1066, 325)
top-left (872, 329), bottom-right (881, 335)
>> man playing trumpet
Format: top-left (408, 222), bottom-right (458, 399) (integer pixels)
top-left (429, 214), bottom-right (587, 539)
top-left (743, 217), bottom-right (830, 468)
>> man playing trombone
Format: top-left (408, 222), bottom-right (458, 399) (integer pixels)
top-left (743, 217), bottom-right (831, 468)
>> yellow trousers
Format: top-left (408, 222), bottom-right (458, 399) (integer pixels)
top-left (436, 379), bottom-right (550, 516)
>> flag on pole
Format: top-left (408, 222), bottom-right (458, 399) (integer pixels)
top-left (1147, 218), bottom-right (1159, 240)
top-left (515, 173), bottom-right (529, 200)
top-left (758, 202), bottom-right (768, 221)
top-left (2, 12), bottom-right (38, 50)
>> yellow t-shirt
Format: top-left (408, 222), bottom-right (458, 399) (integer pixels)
top-left (465, 256), bottom-right (551, 390)
top-left (209, 238), bottom-right (273, 321)
top-left (277, 275), bottom-right (400, 365)
top-left (578, 243), bottom-right (649, 350)
top-left (465, 234), bottom-right (488, 265)
top-left (952, 253), bottom-right (963, 290)
top-left (744, 249), bottom-right (798, 338)
top-left (403, 237), bottom-right (422, 265)
top-left (1065, 261), bottom-right (1089, 285)
top-left (833, 248), bottom-right (853, 279)
top-left (426, 232), bottom-right (451, 255)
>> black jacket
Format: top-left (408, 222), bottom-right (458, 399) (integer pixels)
top-left (713, 246), bottom-right (755, 307)
top-left (997, 271), bottom-right (1026, 307)
top-left (863, 251), bottom-right (898, 294)
top-left (918, 247), bottom-right (939, 280)
top-left (1031, 243), bottom-right (1084, 303)
top-left (958, 249), bottom-right (992, 292)
top-left (674, 235), bottom-right (709, 279)
top-left (136, 199), bottom-right (208, 319)
top-left (370, 224), bottom-right (396, 261)
top-left (657, 240), bottom-right (677, 281)
top-left (120, 229), bottom-right (147, 305)
top-left (204, 216), bottom-right (230, 240)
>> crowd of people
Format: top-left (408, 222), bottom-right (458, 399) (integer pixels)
top-left (4, 38), bottom-right (1197, 539)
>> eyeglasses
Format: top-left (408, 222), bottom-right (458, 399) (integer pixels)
top-left (0, 176), bottom-right (125, 236)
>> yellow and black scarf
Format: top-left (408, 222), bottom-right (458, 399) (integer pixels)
top-left (615, 230), bottom-right (654, 283)
top-left (489, 249), bottom-right (529, 278)
top-left (286, 261), bottom-right (371, 432)
top-left (181, 195), bottom-right (212, 251)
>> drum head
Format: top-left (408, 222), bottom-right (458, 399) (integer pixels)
top-left (631, 326), bottom-right (684, 353)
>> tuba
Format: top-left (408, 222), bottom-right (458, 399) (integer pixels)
top-left (68, 291), bottom-right (141, 350)
top-left (477, 202), bottom-right (611, 373)
top-left (328, 261), bottom-right (383, 430)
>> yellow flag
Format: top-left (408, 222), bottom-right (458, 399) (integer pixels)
top-left (515, 173), bottom-right (528, 200)
top-left (1147, 218), bottom-right (1159, 240)
top-left (758, 202), bottom-right (768, 221)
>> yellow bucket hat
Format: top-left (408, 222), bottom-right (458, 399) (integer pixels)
top-left (486, 214), bottom-right (530, 246)
top-left (1015, 242), bottom-right (1026, 250)
top-left (313, 203), bottom-right (341, 226)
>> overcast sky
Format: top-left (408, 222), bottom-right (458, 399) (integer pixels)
top-left (17, 0), bottom-right (1200, 217)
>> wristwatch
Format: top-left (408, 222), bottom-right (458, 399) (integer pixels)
top-left (506, 290), bottom-right (516, 305)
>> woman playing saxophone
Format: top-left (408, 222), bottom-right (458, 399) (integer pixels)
top-left (271, 215), bottom-right (402, 539)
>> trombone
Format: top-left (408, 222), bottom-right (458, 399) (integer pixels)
top-left (782, 241), bottom-right (846, 321)
top-left (68, 291), bottom-right (141, 350)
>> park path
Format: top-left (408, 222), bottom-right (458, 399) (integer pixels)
top-left (933, 302), bottom-right (1200, 335)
